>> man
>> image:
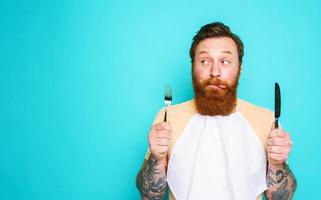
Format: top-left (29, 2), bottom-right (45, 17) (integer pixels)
top-left (136, 22), bottom-right (296, 200)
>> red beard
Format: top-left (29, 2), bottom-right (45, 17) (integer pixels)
top-left (192, 71), bottom-right (240, 116)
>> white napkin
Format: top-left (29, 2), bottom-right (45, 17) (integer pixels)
top-left (167, 112), bottom-right (267, 200)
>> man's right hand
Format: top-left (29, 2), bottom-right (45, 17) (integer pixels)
top-left (148, 122), bottom-right (172, 160)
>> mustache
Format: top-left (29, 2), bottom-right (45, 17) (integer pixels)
top-left (203, 78), bottom-right (230, 89)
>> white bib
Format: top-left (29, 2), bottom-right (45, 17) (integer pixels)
top-left (167, 112), bottom-right (267, 200)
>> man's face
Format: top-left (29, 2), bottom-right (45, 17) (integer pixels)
top-left (193, 37), bottom-right (241, 95)
top-left (192, 37), bottom-right (241, 116)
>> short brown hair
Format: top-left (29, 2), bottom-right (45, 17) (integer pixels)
top-left (189, 22), bottom-right (244, 64)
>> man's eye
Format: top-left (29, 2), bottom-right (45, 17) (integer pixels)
top-left (221, 60), bottom-right (230, 65)
top-left (201, 59), bottom-right (210, 65)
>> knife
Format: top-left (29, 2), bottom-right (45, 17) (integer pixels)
top-left (267, 82), bottom-right (282, 175)
top-left (275, 82), bottom-right (281, 129)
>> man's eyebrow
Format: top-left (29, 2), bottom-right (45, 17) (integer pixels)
top-left (221, 51), bottom-right (232, 54)
top-left (198, 51), bottom-right (209, 55)
top-left (197, 50), bottom-right (232, 55)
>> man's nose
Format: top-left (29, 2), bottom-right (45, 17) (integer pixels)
top-left (209, 62), bottom-right (221, 78)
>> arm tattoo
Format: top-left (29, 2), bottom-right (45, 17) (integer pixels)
top-left (136, 157), bottom-right (168, 200)
top-left (266, 163), bottom-right (297, 200)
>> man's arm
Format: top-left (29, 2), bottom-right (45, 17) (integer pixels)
top-left (136, 122), bottom-right (171, 200)
top-left (265, 162), bottom-right (297, 200)
top-left (136, 157), bottom-right (168, 200)
top-left (265, 124), bottom-right (297, 200)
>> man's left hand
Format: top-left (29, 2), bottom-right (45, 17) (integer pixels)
top-left (267, 127), bottom-right (292, 165)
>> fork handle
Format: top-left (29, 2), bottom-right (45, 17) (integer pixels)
top-left (163, 109), bottom-right (169, 172)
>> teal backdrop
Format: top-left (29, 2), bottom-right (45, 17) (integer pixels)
top-left (1, 0), bottom-right (320, 199)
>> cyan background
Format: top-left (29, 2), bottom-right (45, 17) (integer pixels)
top-left (1, 0), bottom-right (320, 199)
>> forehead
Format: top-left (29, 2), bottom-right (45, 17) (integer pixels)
top-left (195, 37), bottom-right (238, 56)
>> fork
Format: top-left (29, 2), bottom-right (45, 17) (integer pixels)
top-left (164, 85), bottom-right (172, 122)
top-left (163, 85), bottom-right (172, 172)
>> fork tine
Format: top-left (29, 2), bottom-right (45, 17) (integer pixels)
top-left (165, 85), bottom-right (168, 98)
top-left (164, 85), bottom-right (173, 122)
top-left (164, 85), bottom-right (172, 100)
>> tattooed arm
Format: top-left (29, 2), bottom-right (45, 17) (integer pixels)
top-left (265, 162), bottom-right (297, 200)
top-left (265, 125), bottom-right (297, 199)
top-left (136, 122), bottom-right (172, 200)
top-left (136, 157), bottom-right (168, 200)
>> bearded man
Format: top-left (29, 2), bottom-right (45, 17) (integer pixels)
top-left (136, 22), bottom-right (297, 200)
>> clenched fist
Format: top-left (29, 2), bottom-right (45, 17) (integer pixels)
top-left (148, 122), bottom-right (172, 160)
top-left (267, 126), bottom-right (292, 165)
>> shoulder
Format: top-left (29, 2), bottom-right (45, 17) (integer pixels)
top-left (237, 98), bottom-right (274, 149)
top-left (152, 99), bottom-right (197, 125)
top-left (237, 98), bottom-right (274, 119)
top-left (168, 99), bottom-right (197, 115)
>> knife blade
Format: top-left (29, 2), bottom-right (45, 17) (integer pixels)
top-left (275, 82), bottom-right (281, 129)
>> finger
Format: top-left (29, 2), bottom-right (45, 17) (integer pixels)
top-left (269, 129), bottom-right (278, 138)
top-left (267, 146), bottom-right (288, 154)
top-left (153, 123), bottom-right (172, 133)
top-left (284, 132), bottom-right (292, 140)
top-left (149, 134), bottom-right (171, 147)
top-left (270, 121), bottom-right (276, 130)
top-left (155, 130), bottom-right (172, 139)
top-left (160, 122), bottom-right (172, 131)
top-left (151, 124), bottom-right (164, 134)
top-left (267, 137), bottom-right (291, 146)
top-left (271, 121), bottom-right (284, 130)
top-left (151, 145), bottom-right (168, 154)
top-left (156, 134), bottom-right (172, 141)
top-left (277, 130), bottom-right (288, 138)
top-left (270, 121), bottom-right (281, 131)
top-left (268, 138), bottom-right (292, 150)
top-left (153, 123), bottom-right (164, 129)
top-left (284, 132), bottom-right (293, 147)
top-left (268, 153), bottom-right (288, 162)
top-left (155, 138), bottom-right (170, 146)
top-left (267, 145), bottom-right (291, 157)
top-left (269, 129), bottom-right (287, 138)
